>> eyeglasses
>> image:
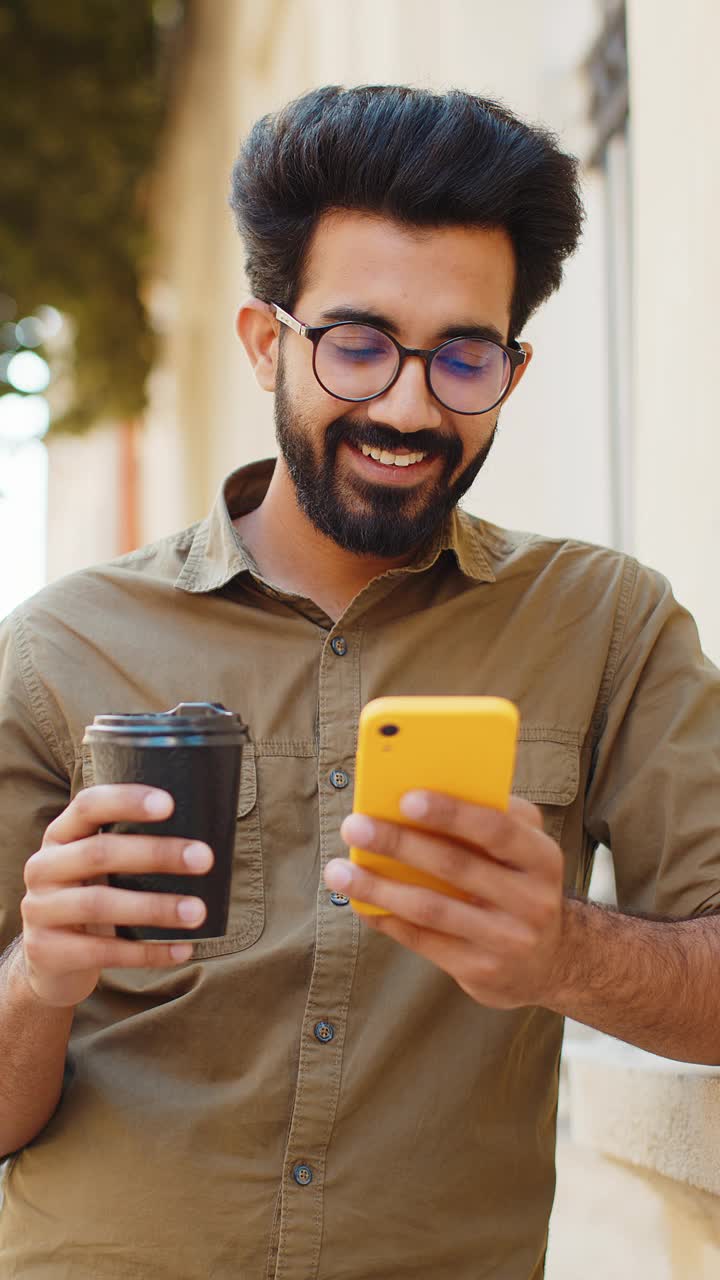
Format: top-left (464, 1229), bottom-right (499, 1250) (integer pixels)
top-left (271, 304), bottom-right (526, 416)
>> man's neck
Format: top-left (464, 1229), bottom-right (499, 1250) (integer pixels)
top-left (232, 458), bottom-right (416, 621)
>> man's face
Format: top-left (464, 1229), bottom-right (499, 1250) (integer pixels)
top-left (271, 211), bottom-right (524, 557)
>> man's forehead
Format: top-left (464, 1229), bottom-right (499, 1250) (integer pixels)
top-left (298, 209), bottom-right (515, 335)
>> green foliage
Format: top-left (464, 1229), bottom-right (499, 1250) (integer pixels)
top-left (0, 0), bottom-right (177, 434)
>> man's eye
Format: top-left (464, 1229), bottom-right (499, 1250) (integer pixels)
top-left (332, 343), bottom-right (387, 361)
top-left (436, 353), bottom-right (490, 377)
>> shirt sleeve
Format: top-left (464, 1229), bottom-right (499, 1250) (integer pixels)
top-left (0, 609), bottom-right (72, 954)
top-left (585, 559), bottom-right (720, 919)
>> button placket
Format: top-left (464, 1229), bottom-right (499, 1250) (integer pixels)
top-left (273, 627), bottom-right (362, 1280)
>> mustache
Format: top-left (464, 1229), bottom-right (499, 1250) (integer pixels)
top-left (325, 415), bottom-right (459, 461)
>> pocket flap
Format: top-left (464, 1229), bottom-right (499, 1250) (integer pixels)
top-left (512, 732), bottom-right (580, 806)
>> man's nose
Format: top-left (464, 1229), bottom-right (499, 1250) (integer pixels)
top-left (364, 355), bottom-right (443, 433)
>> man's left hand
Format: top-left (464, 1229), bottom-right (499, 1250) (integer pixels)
top-left (324, 793), bottom-right (566, 1009)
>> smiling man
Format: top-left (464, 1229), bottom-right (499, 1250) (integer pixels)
top-left (234, 214), bottom-right (524, 612)
top-left (233, 214), bottom-right (525, 615)
top-left (0, 85), bottom-right (718, 1280)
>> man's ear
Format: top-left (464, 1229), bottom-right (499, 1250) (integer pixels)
top-left (236, 298), bottom-right (279, 392)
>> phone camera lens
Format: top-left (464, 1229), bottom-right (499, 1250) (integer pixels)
top-left (380, 724), bottom-right (399, 736)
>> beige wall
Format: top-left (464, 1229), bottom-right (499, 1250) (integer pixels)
top-left (627, 0), bottom-right (720, 663)
top-left (45, 425), bottom-right (121, 582)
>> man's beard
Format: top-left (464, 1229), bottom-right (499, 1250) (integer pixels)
top-left (274, 365), bottom-right (498, 557)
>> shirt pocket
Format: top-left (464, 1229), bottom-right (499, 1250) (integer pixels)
top-left (79, 741), bottom-right (265, 958)
top-left (511, 728), bottom-right (580, 849)
top-left (192, 741), bottom-right (265, 957)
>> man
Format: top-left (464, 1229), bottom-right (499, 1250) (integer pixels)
top-left (0, 85), bottom-right (718, 1280)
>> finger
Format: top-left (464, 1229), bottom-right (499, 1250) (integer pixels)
top-left (325, 859), bottom-right (535, 948)
top-left (24, 834), bottom-right (213, 889)
top-left (24, 927), bottom-right (194, 972)
top-left (22, 884), bottom-right (207, 932)
top-left (508, 795), bottom-right (545, 830)
top-left (341, 813), bottom-right (550, 916)
top-left (44, 785), bottom-right (175, 846)
top-left (391, 791), bottom-right (554, 872)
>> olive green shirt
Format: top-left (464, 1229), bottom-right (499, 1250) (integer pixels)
top-left (1, 458), bottom-right (718, 1279)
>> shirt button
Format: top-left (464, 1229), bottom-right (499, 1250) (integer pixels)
top-left (314, 1021), bottom-right (335, 1043)
top-left (330, 636), bottom-right (348, 656)
top-left (329, 769), bottom-right (349, 789)
top-left (330, 891), bottom-right (350, 907)
top-left (292, 1164), bottom-right (313, 1186)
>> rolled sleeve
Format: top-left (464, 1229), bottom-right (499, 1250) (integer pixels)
top-left (0, 609), bottom-right (72, 953)
top-left (585, 561), bottom-right (720, 918)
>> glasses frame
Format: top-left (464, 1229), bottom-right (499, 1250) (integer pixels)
top-left (271, 303), bottom-right (527, 416)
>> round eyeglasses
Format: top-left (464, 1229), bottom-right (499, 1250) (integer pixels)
top-left (271, 304), bottom-right (526, 416)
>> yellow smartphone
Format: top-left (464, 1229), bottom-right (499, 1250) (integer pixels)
top-left (349, 695), bottom-right (520, 915)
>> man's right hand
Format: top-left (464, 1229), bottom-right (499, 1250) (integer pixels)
top-left (19, 786), bottom-right (214, 1008)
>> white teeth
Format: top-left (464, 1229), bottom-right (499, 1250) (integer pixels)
top-left (359, 444), bottom-right (428, 467)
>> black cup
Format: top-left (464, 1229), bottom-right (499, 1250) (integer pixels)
top-left (82, 702), bottom-right (249, 942)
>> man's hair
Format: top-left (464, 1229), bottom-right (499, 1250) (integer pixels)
top-left (229, 84), bottom-right (584, 340)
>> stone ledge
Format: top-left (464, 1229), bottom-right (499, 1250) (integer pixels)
top-left (564, 1034), bottom-right (720, 1196)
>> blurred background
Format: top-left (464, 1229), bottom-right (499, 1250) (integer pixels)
top-left (1, 1), bottom-right (719, 1274)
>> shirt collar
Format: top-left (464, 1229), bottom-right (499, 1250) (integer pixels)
top-left (175, 458), bottom-right (496, 594)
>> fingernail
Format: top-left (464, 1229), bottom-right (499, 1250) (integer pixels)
top-left (324, 859), bottom-right (353, 892)
top-left (183, 843), bottom-right (213, 871)
top-left (170, 943), bottom-right (193, 962)
top-left (178, 897), bottom-right (206, 923)
top-left (400, 791), bottom-right (428, 819)
top-left (145, 791), bottom-right (173, 816)
top-left (341, 813), bottom-right (375, 846)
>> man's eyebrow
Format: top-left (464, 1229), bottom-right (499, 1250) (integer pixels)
top-left (315, 306), bottom-right (507, 347)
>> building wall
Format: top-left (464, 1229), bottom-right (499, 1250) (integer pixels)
top-left (627, 0), bottom-right (720, 662)
top-left (45, 424), bottom-right (121, 582)
top-left (0, 439), bottom-right (47, 619)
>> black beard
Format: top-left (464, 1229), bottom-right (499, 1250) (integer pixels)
top-left (274, 365), bottom-right (498, 557)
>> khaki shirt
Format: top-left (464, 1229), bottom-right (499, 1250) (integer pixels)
top-left (1, 458), bottom-right (718, 1280)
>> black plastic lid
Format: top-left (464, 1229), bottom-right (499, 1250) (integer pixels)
top-left (82, 701), bottom-right (249, 743)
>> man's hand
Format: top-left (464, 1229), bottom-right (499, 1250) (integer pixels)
top-left (20, 786), bottom-right (214, 1009)
top-left (324, 792), bottom-right (565, 1009)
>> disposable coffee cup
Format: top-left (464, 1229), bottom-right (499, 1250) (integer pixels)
top-left (82, 702), bottom-right (249, 942)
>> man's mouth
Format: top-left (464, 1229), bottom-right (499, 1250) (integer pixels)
top-left (356, 443), bottom-right (430, 468)
top-left (341, 439), bottom-right (440, 486)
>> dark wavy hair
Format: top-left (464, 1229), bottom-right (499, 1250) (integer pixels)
top-left (229, 84), bottom-right (584, 339)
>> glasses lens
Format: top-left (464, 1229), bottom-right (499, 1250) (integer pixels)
top-left (430, 338), bottom-right (511, 413)
top-left (315, 325), bottom-right (398, 400)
